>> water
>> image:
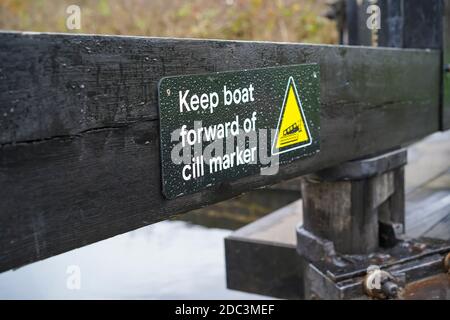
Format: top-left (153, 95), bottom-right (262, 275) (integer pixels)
top-left (0, 188), bottom-right (300, 299)
top-left (0, 220), bottom-right (270, 299)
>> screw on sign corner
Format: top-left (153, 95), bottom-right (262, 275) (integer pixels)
top-left (363, 265), bottom-right (401, 300)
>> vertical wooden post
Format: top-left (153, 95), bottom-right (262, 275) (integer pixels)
top-left (341, 0), bottom-right (443, 49)
top-left (299, 149), bottom-right (407, 255)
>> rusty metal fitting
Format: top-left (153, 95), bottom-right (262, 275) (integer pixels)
top-left (444, 253), bottom-right (450, 273)
top-left (363, 265), bottom-right (400, 299)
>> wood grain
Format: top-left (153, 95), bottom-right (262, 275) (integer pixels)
top-left (0, 32), bottom-right (441, 272)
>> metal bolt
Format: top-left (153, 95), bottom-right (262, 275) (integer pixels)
top-left (444, 252), bottom-right (450, 273)
top-left (381, 281), bottom-right (399, 298)
top-left (364, 265), bottom-right (400, 299)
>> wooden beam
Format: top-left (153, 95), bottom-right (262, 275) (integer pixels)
top-left (342, 0), bottom-right (448, 129)
top-left (442, 0), bottom-right (450, 130)
top-left (0, 32), bottom-right (440, 272)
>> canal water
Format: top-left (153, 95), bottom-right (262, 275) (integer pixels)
top-left (0, 190), bottom-right (300, 299)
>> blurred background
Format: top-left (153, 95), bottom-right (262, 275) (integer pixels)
top-left (0, 0), bottom-right (337, 43)
top-left (0, 0), bottom-right (336, 299)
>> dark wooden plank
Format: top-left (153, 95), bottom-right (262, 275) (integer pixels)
top-left (345, 0), bottom-right (367, 46)
top-left (225, 239), bottom-right (303, 300)
top-left (400, 0), bottom-right (443, 50)
top-left (377, 0), bottom-right (403, 48)
top-left (343, 0), bottom-right (447, 129)
top-left (0, 32), bottom-right (441, 272)
top-left (301, 173), bottom-right (397, 254)
top-left (442, 0), bottom-right (450, 130)
top-left (225, 200), bottom-right (304, 299)
top-left (343, 0), bottom-right (443, 49)
top-left (0, 32), bottom-right (440, 144)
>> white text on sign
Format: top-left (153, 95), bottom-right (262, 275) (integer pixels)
top-left (179, 84), bottom-right (255, 113)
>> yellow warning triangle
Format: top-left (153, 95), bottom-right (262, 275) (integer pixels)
top-left (272, 77), bottom-right (311, 155)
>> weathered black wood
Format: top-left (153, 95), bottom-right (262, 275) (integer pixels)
top-left (343, 0), bottom-right (448, 129)
top-left (343, 0), bottom-right (443, 49)
top-left (400, 0), bottom-right (443, 50)
top-left (0, 32), bottom-right (440, 145)
top-left (0, 32), bottom-right (440, 272)
top-left (301, 163), bottom-right (406, 255)
top-left (442, 0), bottom-right (450, 130)
top-left (345, 0), bottom-right (366, 46)
top-left (379, 166), bottom-right (405, 234)
top-left (379, 0), bottom-right (443, 49)
top-left (301, 149), bottom-right (407, 254)
top-left (225, 200), bottom-right (304, 299)
top-left (386, 0), bottom-right (448, 130)
top-left (225, 239), bottom-right (303, 300)
top-left (377, 0), bottom-right (403, 48)
top-left (312, 148), bottom-right (407, 181)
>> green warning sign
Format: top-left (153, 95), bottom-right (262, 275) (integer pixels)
top-left (158, 64), bottom-right (320, 199)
